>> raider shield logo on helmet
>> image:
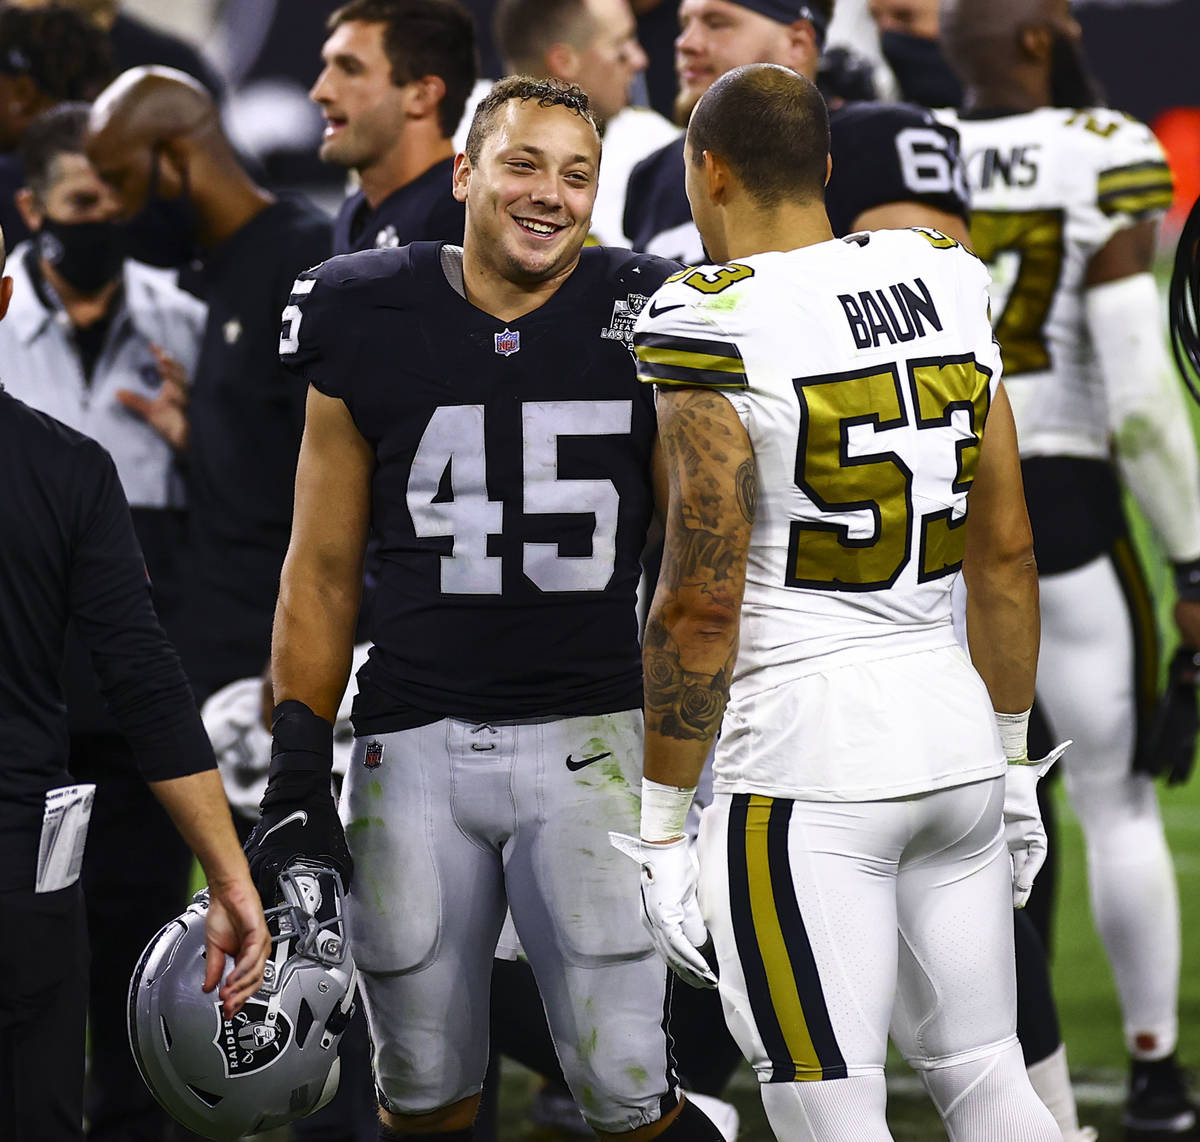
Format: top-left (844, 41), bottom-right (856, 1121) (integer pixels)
top-left (217, 999), bottom-right (292, 1076)
top-left (128, 862), bottom-right (357, 1141)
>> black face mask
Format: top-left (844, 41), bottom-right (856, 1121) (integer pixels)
top-left (38, 216), bottom-right (126, 295)
top-left (1049, 31), bottom-right (1104, 109)
top-left (122, 145), bottom-right (199, 268)
top-left (880, 30), bottom-right (963, 109)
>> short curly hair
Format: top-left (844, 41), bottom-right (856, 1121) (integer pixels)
top-left (0, 4), bottom-right (113, 103)
top-left (463, 75), bottom-right (597, 164)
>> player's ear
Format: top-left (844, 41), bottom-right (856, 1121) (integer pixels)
top-left (786, 17), bottom-right (820, 74)
top-left (14, 187), bottom-right (41, 233)
top-left (824, 152), bottom-right (832, 187)
top-left (451, 151), bottom-right (471, 202)
top-left (703, 149), bottom-right (730, 204)
top-left (405, 74), bottom-right (447, 121)
top-left (1018, 21), bottom-right (1053, 65)
top-left (156, 138), bottom-right (192, 198)
top-left (0, 275), bottom-right (13, 321)
top-left (545, 41), bottom-right (579, 82)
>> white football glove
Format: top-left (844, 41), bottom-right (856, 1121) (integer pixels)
top-left (609, 832), bottom-right (717, 989)
top-left (1004, 740), bottom-right (1070, 908)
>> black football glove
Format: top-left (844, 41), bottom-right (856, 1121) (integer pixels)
top-left (1138, 648), bottom-right (1200, 786)
top-left (244, 699), bottom-right (354, 902)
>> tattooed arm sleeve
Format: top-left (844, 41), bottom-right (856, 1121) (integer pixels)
top-left (643, 386), bottom-right (756, 790)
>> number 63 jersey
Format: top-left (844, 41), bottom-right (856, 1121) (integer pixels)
top-left (936, 106), bottom-right (1173, 460)
top-left (634, 230), bottom-right (1004, 798)
top-left (280, 242), bottom-right (679, 734)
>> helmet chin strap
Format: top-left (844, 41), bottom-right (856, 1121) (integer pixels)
top-left (264, 938), bottom-right (290, 1026)
top-left (321, 963), bottom-right (359, 1049)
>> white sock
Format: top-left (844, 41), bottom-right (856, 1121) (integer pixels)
top-left (760, 1074), bottom-right (893, 1142)
top-left (1074, 775), bottom-right (1180, 1059)
top-left (1026, 1044), bottom-right (1080, 1138)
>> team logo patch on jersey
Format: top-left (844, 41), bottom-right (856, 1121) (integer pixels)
top-left (494, 328), bottom-right (521, 356)
top-left (374, 224), bottom-right (400, 249)
top-left (215, 1000), bottom-right (292, 1078)
top-left (601, 293), bottom-right (649, 351)
top-left (363, 740), bottom-right (385, 769)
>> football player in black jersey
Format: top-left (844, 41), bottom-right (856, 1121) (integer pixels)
top-left (623, 0), bottom-right (971, 261)
top-left (246, 77), bottom-right (724, 1142)
top-left (313, 0), bottom-right (477, 254)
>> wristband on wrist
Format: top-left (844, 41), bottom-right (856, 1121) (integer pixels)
top-left (995, 707), bottom-right (1032, 764)
top-left (640, 777), bottom-right (697, 843)
top-left (1173, 557), bottom-right (1200, 602)
top-left (267, 699), bottom-right (334, 781)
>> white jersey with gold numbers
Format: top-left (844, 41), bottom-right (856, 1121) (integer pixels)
top-left (937, 106), bottom-right (1173, 459)
top-left (633, 229), bottom-right (1005, 799)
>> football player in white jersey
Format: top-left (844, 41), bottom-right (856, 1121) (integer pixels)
top-left (939, 1), bottom-right (1199, 1134)
top-left (615, 63), bottom-right (1063, 1142)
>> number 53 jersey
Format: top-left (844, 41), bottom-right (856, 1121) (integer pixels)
top-left (936, 107), bottom-right (1173, 460)
top-left (634, 230), bottom-right (1005, 799)
top-left (280, 242), bottom-right (679, 734)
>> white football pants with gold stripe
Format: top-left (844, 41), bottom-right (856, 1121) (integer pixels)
top-left (1037, 545), bottom-right (1181, 1058)
top-left (698, 779), bottom-right (1060, 1141)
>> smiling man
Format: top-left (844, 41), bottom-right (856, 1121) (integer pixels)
top-left (245, 77), bottom-right (725, 1142)
top-left (493, 0), bottom-right (679, 244)
top-left (312, 0), bottom-right (477, 254)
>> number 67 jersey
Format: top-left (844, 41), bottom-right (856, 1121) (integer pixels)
top-left (280, 241), bottom-right (679, 734)
top-left (634, 229), bottom-right (1004, 799)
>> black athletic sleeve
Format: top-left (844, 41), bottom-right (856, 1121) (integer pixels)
top-left (69, 443), bottom-right (215, 782)
top-left (827, 101), bottom-right (969, 237)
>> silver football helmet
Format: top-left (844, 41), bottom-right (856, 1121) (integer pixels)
top-left (128, 861), bottom-right (357, 1141)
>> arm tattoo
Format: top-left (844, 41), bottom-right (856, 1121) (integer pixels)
top-left (645, 390), bottom-right (756, 743)
top-left (736, 458), bottom-right (756, 524)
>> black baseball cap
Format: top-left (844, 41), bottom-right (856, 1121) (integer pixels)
top-left (727, 2), bottom-right (829, 47)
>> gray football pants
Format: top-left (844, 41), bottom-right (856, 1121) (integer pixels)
top-left (340, 709), bottom-right (679, 1133)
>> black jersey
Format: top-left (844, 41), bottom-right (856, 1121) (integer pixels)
top-left (281, 242), bottom-right (680, 733)
top-left (332, 158), bottom-right (465, 254)
top-left (623, 100), bottom-right (968, 261)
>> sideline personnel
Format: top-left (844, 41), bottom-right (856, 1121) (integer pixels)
top-left (0, 223), bottom-right (267, 1142)
top-left (85, 66), bottom-right (332, 701)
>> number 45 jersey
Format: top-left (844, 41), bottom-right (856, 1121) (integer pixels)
top-left (280, 242), bottom-right (679, 733)
top-left (936, 107), bottom-right (1173, 460)
top-left (633, 230), bottom-right (1004, 798)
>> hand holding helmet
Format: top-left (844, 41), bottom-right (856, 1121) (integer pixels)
top-left (202, 874), bottom-right (271, 1019)
top-left (129, 861), bottom-right (357, 1140)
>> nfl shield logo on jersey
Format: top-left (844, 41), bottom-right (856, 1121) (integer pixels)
top-left (494, 328), bottom-right (520, 356)
top-left (363, 740), bottom-right (384, 769)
